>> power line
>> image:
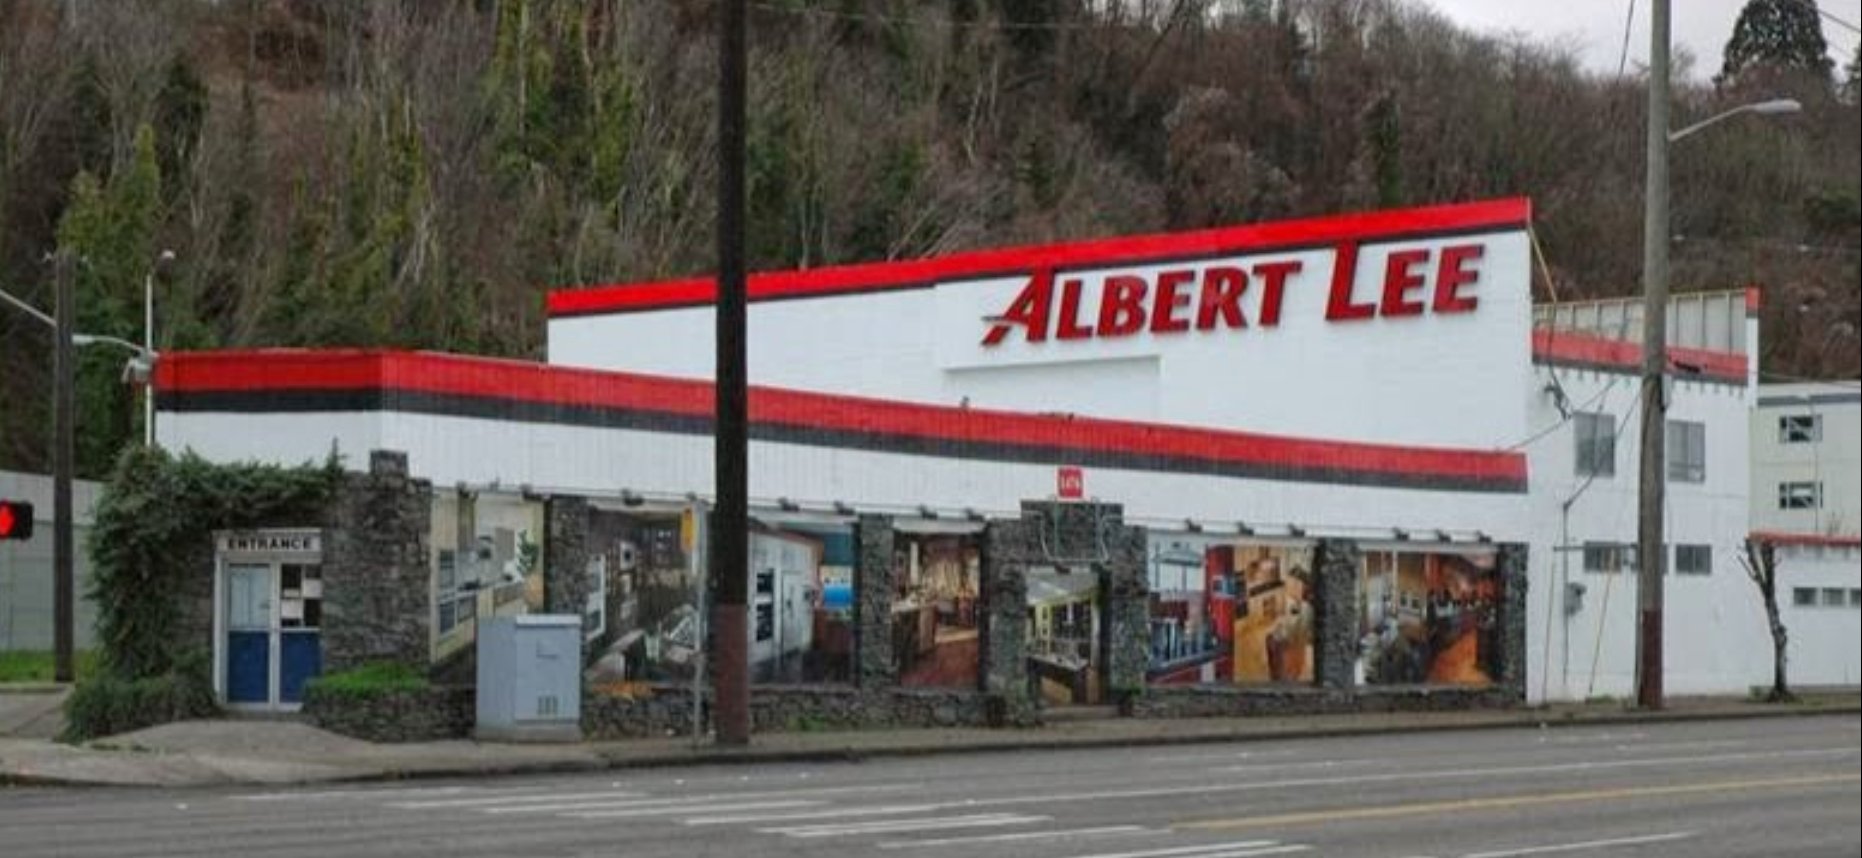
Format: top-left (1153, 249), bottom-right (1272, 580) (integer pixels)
top-left (740, 1), bottom-right (1134, 31)
top-left (1804, 1), bottom-right (1862, 36)
top-left (1618, 0), bottom-right (1639, 77)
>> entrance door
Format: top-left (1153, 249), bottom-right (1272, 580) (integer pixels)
top-left (225, 563), bottom-right (273, 705)
top-left (278, 563), bottom-right (323, 704)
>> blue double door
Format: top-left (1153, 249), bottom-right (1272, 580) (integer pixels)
top-left (225, 564), bottom-right (322, 707)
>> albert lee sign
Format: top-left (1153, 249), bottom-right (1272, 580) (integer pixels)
top-left (980, 242), bottom-right (1484, 346)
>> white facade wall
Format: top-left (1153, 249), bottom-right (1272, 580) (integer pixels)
top-left (157, 410), bottom-right (1528, 545)
top-left (1752, 383), bottom-right (1862, 537)
top-left (550, 234), bottom-right (1534, 452)
top-left (1521, 365), bottom-right (1764, 703)
top-left (1776, 543), bottom-right (1862, 688)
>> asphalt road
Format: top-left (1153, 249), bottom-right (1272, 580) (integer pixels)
top-left (2, 715), bottom-right (1856, 858)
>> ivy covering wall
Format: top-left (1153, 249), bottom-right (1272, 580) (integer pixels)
top-left (62, 446), bottom-right (343, 741)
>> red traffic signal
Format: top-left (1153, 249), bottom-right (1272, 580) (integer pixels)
top-left (0, 500), bottom-right (33, 541)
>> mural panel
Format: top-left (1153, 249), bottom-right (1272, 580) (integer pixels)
top-left (1146, 537), bottom-right (1315, 686)
top-left (892, 532), bottom-right (983, 688)
top-left (1027, 566), bottom-right (1103, 705)
top-left (431, 492), bottom-right (546, 659)
top-left (1358, 550), bottom-right (1500, 687)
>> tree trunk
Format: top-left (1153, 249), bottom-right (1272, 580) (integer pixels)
top-left (1763, 590), bottom-right (1792, 703)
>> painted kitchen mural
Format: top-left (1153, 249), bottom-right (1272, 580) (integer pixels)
top-left (892, 531), bottom-right (982, 688)
top-left (1146, 537), bottom-right (1316, 686)
top-left (1358, 550), bottom-right (1500, 687)
top-left (583, 507), bottom-right (855, 685)
top-left (430, 492), bottom-right (546, 660)
top-left (1027, 566), bottom-right (1103, 705)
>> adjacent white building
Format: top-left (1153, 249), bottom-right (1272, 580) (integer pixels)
top-left (1752, 381), bottom-right (1862, 688)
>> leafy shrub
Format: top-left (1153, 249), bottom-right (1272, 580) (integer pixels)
top-left (305, 662), bottom-right (429, 697)
top-left (60, 652), bottom-right (218, 743)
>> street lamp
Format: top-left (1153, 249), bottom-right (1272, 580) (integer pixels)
top-left (143, 249), bottom-right (176, 447)
top-left (1669, 98), bottom-right (1802, 143)
top-left (1637, 1), bottom-right (1800, 713)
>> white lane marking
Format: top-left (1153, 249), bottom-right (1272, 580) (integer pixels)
top-left (563, 800), bottom-right (822, 820)
top-left (765, 813), bottom-right (1050, 838)
top-left (913, 747), bottom-right (1861, 812)
top-left (393, 781), bottom-right (913, 810)
top-left (1213, 758), bottom-right (1380, 774)
top-left (392, 790), bottom-right (645, 809)
top-left (482, 794), bottom-right (831, 815)
top-left (684, 803), bottom-right (945, 825)
top-left (875, 825), bottom-right (1152, 849)
top-left (234, 786), bottom-right (532, 801)
top-left (1060, 842), bottom-right (1283, 858)
top-left (1610, 740), bottom-right (1748, 753)
top-left (1459, 831), bottom-right (1696, 858)
top-left (1178, 848), bottom-right (1309, 858)
top-left (1538, 732), bottom-right (1647, 745)
top-left (1149, 750), bottom-right (1300, 764)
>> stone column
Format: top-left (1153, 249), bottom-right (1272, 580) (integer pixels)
top-left (1099, 515), bottom-right (1148, 705)
top-left (979, 524), bottom-right (1033, 724)
top-left (321, 450), bottom-right (433, 673)
top-left (1495, 542), bottom-right (1531, 701)
top-left (544, 496), bottom-right (592, 622)
top-left (854, 515), bottom-right (897, 689)
top-left (1312, 538), bottom-right (1362, 692)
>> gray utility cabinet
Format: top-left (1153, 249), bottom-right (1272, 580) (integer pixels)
top-left (476, 614), bottom-right (583, 742)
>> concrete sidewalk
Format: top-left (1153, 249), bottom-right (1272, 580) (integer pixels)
top-left (2, 692), bottom-right (1856, 789)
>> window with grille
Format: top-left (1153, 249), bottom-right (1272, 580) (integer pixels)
top-left (1674, 544), bottom-right (1712, 576)
top-left (1778, 482), bottom-right (1822, 510)
top-left (1666, 420), bottom-right (1705, 483)
top-left (1575, 412), bottom-right (1616, 478)
top-left (1778, 414), bottom-right (1821, 444)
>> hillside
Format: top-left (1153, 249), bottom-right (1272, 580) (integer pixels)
top-left (1, 0), bottom-right (1856, 476)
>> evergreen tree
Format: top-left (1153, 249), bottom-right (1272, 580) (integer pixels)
top-left (54, 124), bottom-right (162, 477)
top-left (153, 54), bottom-right (208, 200)
top-left (1720, 0), bottom-right (1833, 85)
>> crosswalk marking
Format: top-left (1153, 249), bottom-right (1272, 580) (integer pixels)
top-left (875, 825), bottom-right (1153, 849)
top-left (761, 813), bottom-right (1053, 838)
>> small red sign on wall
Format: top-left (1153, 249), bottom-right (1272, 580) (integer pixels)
top-left (1057, 466), bottom-right (1085, 500)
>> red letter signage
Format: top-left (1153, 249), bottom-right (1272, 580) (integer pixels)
top-left (981, 271), bottom-right (1053, 346)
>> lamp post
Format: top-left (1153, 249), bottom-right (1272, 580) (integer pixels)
top-left (143, 249), bottom-right (176, 447)
top-left (1638, 0), bottom-right (1799, 711)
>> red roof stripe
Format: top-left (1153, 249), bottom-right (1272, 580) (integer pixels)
top-left (1531, 330), bottom-right (1746, 383)
top-left (155, 349), bottom-right (1527, 485)
top-left (547, 198), bottom-right (1531, 317)
top-left (1750, 530), bottom-right (1862, 549)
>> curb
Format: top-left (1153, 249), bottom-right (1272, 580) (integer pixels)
top-left (6, 702), bottom-right (1856, 789)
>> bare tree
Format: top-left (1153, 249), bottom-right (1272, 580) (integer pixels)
top-left (1739, 537), bottom-right (1795, 703)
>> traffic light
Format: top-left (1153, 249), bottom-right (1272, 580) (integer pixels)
top-left (0, 500), bottom-right (33, 541)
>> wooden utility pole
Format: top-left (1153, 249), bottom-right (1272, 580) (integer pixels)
top-left (1635, 0), bottom-right (1670, 711)
top-left (712, 0), bottom-right (751, 746)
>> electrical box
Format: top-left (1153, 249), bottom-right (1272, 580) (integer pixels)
top-left (476, 614), bottom-right (583, 742)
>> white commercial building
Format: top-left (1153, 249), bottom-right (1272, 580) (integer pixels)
top-left (154, 198), bottom-right (1791, 702)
